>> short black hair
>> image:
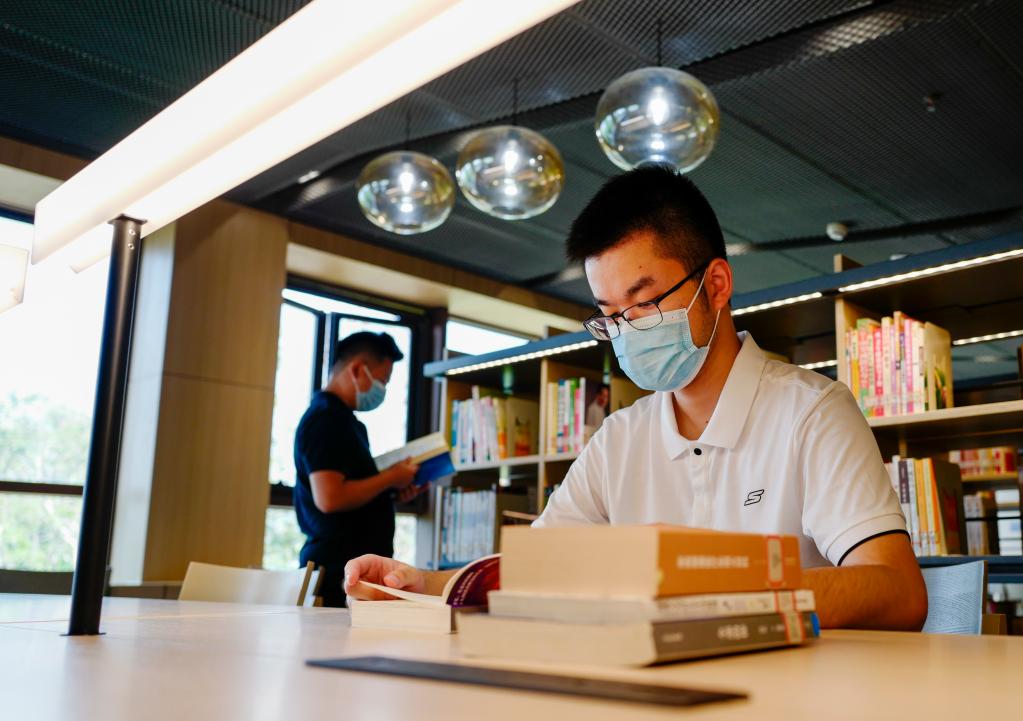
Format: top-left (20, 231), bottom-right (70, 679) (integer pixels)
top-left (566, 165), bottom-right (726, 272)
top-left (332, 331), bottom-right (403, 370)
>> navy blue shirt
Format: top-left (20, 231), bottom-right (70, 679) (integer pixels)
top-left (293, 391), bottom-right (394, 604)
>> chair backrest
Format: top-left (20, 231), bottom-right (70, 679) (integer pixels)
top-left (179, 562), bottom-right (315, 606)
top-left (920, 560), bottom-right (987, 635)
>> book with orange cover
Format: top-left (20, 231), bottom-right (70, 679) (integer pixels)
top-left (500, 525), bottom-right (801, 599)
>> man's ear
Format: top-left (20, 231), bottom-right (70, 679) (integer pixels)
top-left (705, 258), bottom-right (733, 311)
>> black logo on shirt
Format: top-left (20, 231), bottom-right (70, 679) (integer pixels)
top-left (744, 489), bottom-right (764, 506)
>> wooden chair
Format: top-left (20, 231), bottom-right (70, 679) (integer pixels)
top-left (920, 560), bottom-right (994, 635)
top-left (179, 561), bottom-right (318, 606)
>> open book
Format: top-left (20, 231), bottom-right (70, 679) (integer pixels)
top-left (373, 432), bottom-right (455, 487)
top-left (349, 554), bottom-right (500, 633)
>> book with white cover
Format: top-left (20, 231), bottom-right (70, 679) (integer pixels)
top-left (349, 554), bottom-right (499, 633)
top-left (487, 588), bottom-right (815, 624)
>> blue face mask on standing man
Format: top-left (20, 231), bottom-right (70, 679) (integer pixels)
top-left (353, 365), bottom-right (387, 412)
top-left (610, 270), bottom-right (721, 392)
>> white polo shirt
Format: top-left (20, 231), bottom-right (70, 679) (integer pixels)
top-left (535, 332), bottom-right (907, 567)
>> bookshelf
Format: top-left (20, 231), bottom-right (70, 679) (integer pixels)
top-left (423, 333), bottom-right (648, 564)
top-left (731, 234), bottom-right (1023, 568)
top-left (421, 234), bottom-right (1023, 568)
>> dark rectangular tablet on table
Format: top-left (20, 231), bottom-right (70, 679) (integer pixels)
top-left (306, 656), bottom-right (746, 708)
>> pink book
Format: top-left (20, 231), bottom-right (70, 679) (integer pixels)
top-left (872, 325), bottom-right (884, 417)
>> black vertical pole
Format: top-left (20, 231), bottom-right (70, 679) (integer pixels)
top-left (67, 216), bottom-right (144, 636)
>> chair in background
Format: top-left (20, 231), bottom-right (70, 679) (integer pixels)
top-left (920, 560), bottom-right (1004, 635)
top-left (179, 561), bottom-right (318, 606)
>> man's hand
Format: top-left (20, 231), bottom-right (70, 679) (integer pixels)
top-left (383, 458), bottom-right (418, 489)
top-left (395, 483), bottom-right (427, 504)
top-left (344, 555), bottom-right (427, 600)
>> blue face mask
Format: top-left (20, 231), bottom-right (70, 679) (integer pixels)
top-left (610, 273), bottom-right (720, 392)
top-left (354, 366), bottom-right (387, 412)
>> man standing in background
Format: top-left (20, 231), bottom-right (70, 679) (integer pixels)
top-left (293, 331), bottom-right (422, 606)
top-left (586, 383), bottom-right (610, 429)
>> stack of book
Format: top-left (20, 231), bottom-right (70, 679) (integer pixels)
top-left (544, 376), bottom-right (600, 454)
top-left (451, 388), bottom-right (539, 465)
top-left (842, 314), bottom-right (952, 417)
top-left (459, 526), bottom-right (819, 667)
top-left (949, 446), bottom-right (1019, 479)
top-left (884, 456), bottom-right (965, 556)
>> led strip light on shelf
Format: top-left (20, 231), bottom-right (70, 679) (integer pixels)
top-left (838, 248), bottom-right (1023, 293)
top-left (732, 292), bottom-right (823, 317)
top-left (798, 359), bottom-right (838, 370)
top-left (952, 329), bottom-right (1023, 346)
top-left (446, 339), bottom-right (598, 376)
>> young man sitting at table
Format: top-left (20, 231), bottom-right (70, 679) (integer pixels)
top-left (345, 166), bottom-right (928, 631)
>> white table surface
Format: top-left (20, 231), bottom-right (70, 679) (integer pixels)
top-left (1, 594), bottom-right (1017, 720)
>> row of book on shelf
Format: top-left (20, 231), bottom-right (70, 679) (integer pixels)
top-left (450, 388), bottom-right (538, 465)
top-left (949, 446), bottom-right (1019, 478)
top-left (437, 486), bottom-right (498, 567)
top-left (448, 375), bottom-right (604, 465)
top-left (352, 525), bottom-right (819, 666)
top-left (885, 456), bottom-right (963, 556)
top-left (843, 313), bottom-right (952, 418)
top-left (545, 376), bottom-right (603, 455)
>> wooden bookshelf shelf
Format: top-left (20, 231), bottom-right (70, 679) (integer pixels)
top-left (454, 455), bottom-right (542, 472)
top-left (866, 399), bottom-right (1023, 447)
top-left (544, 451), bottom-right (580, 463)
top-left (961, 472), bottom-right (1021, 484)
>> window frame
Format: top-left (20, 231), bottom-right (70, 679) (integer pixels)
top-left (267, 275), bottom-right (434, 509)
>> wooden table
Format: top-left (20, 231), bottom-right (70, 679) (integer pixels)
top-left (1, 595), bottom-right (1017, 720)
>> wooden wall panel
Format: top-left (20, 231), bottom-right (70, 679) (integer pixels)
top-left (143, 376), bottom-right (275, 580)
top-left (163, 201), bottom-right (288, 389)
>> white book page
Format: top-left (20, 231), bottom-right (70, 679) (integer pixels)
top-left (354, 580), bottom-right (447, 607)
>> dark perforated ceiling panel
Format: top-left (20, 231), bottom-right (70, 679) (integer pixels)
top-left (2, 0), bottom-right (1022, 309)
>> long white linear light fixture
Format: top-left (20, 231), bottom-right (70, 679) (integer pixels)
top-left (838, 248), bottom-right (1023, 293)
top-left (732, 292), bottom-right (823, 317)
top-left (33, 0), bottom-right (580, 263)
top-left (0, 244), bottom-right (29, 313)
top-left (447, 340), bottom-right (598, 375)
top-left (953, 329), bottom-right (1023, 346)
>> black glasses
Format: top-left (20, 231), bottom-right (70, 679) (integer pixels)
top-left (583, 259), bottom-right (711, 341)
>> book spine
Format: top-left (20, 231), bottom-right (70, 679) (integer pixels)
top-left (897, 459), bottom-right (917, 555)
top-left (651, 612), bottom-right (817, 663)
top-left (657, 533), bottom-right (802, 596)
top-left (881, 317), bottom-right (892, 417)
top-left (872, 324), bottom-right (884, 417)
top-left (913, 321), bottom-right (926, 413)
top-left (925, 459), bottom-right (944, 555)
top-left (574, 381), bottom-right (584, 453)
top-left (857, 322), bottom-right (870, 415)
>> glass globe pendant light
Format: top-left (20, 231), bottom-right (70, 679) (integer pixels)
top-left (455, 125), bottom-right (564, 220)
top-left (356, 150), bottom-right (455, 235)
top-left (595, 65), bottom-right (720, 172)
top-left (455, 81), bottom-right (564, 220)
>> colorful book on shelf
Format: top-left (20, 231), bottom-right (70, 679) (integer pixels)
top-left (885, 457), bottom-right (964, 556)
top-left (458, 611), bottom-right (819, 667)
top-left (845, 315), bottom-right (951, 417)
top-left (350, 554), bottom-right (500, 633)
top-left (500, 525), bottom-right (802, 598)
top-left (373, 432), bottom-right (454, 487)
top-left (451, 391), bottom-right (539, 465)
top-left (949, 446), bottom-right (1019, 478)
